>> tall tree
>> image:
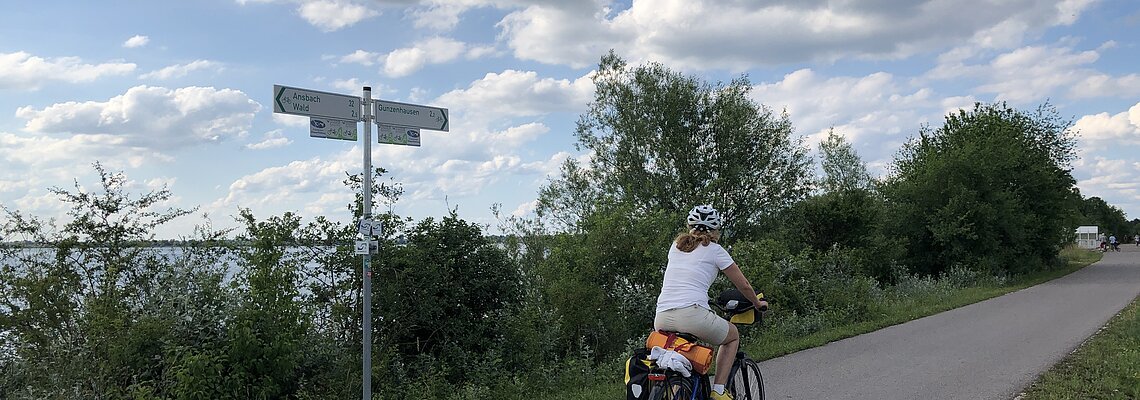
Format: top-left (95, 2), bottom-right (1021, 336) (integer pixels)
top-left (538, 52), bottom-right (814, 238)
top-left (819, 129), bottom-right (872, 193)
top-left (883, 102), bottom-right (1080, 276)
top-left (782, 130), bottom-right (892, 278)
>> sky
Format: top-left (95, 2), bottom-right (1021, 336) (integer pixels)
top-left (1, 0), bottom-right (1139, 239)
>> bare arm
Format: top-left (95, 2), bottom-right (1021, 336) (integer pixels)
top-left (722, 263), bottom-right (765, 310)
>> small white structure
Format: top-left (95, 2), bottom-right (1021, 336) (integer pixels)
top-left (1075, 226), bottom-right (1099, 249)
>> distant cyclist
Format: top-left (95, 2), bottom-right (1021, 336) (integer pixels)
top-left (1135, 234), bottom-right (1139, 246)
top-left (655, 205), bottom-right (768, 400)
top-left (1109, 234), bottom-right (1118, 251)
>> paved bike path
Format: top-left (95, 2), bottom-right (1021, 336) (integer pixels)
top-left (758, 247), bottom-right (1140, 400)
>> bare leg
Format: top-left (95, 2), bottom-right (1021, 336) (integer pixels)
top-left (714, 323), bottom-right (740, 386)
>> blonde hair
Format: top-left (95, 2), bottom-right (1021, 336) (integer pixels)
top-left (674, 229), bottom-right (721, 253)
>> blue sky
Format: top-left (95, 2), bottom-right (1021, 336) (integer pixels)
top-left (2, 0), bottom-right (1138, 238)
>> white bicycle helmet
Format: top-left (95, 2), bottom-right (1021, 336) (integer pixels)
top-left (686, 204), bottom-right (722, 232)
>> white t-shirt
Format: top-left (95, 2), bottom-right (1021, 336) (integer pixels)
top-left (655, 242), bottom-right (735, 313)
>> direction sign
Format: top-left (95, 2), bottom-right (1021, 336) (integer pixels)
top-left (274, 85), bottom-right (361, 120)
top-left (374, 100), bottom-right (448, 131)
top-left (377, 124), bottom-right (421, 147)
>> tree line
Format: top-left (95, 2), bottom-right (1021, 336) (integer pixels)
top-left (1, 52), bottom-right (1132, 399)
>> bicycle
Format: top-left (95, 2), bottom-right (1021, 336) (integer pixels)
top-left (639, 290), bottom-right (767, 400)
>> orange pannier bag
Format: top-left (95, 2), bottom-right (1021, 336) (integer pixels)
top-left (645, 330), bottom-right (714, 375)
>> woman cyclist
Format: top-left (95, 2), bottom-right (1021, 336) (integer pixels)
top-left (654, 205), bottom-right (767, 400)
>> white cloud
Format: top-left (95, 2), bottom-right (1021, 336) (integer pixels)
top-left (382, 37), bottom-right (468, 77)
top-left (495, 122), bottom-right (547, 147)
top-left (272, 113), bottom-right (309, 128)
top-left (0, 131), bottom-right (166, 177)
top-left (8, 190), bottom-right (69, 219)
top-left (0, 51), bottom-right (136, 90)
top-left (751, 69), bottom-right (936, 146)
top-left (429, 155), bottom-right (524, 196)
top-left (928, 41), bottom-right (1140, 104)
top-left (1055, 0), bottom-right (1097, 25)
top-left (1075, 156), bottom-right (1140, 218)
top-left (1073, 102), bottom-right (1140, 148)
top-left (975, 45), bottom-right (1100, 103)
top-left (246, 130), bottom-right (294, 150)
top-left (297, 0), bottom-right (379, 31)
top-left (139, 60), bottom-right (223, 80)
top-left (123, 35), bottom-right (150, 48)
top-left (16, 85), bottom-right (261, 150)
top-left (494, 0), bottom-right (1098, 70)
top-left (241, 0), bottom-right (1100, 73)
top-left (466, 44), bottom-right (499, 59)
top-left (340, 50), bottom-right (380, 66)
top-left (510, 200), bottom-right (539, 217)
top-left (410, 2), bottom-right (466, 31)
top-left (498, 4), bottom-right (625, 68)
top-left (1070, 73), bottom-right (1140, 98)
top-left (940, 96), bottom-right (980, 116)
top-left (213, 152), bottom-right (358, 218)
top-left (436, 69), bottom-right (594, 120)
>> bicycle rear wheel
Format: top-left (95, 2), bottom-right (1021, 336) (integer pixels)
top-left (663, 373), bottom-right (699, 400)
top-left (727, 358), bottom-right (764, 400)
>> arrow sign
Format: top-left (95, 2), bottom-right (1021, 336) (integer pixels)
top-left (374, 100), bottom-right (448, 131)
top-left (274, 85), bottom-right (361, 121)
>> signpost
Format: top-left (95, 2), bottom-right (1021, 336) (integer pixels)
top-left (373, 99), bottom-right (449, 131)
top-left (274, 85), bottom-right (361, 120)
top-left (272, 84), bottom-right (449, 400)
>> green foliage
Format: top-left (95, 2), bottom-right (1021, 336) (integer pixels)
top-left (539, 51), bottom-right (814, 237)
top-left (819, 129), bottom-right (872, 193)
top-left (781, 189), bottom-right (898, 280)
top-left (370, 212), bottom-right (523, 394)
top-left (0, 164), bottom-right (522, 399)
top-left (538, 205), bottom-right (675, 361)
top-left (0, 163), bottom-right (190, 397)
top-left (882, 102), bottom-right (1080, 276)
top-left (218, 210), bottom-right (308, 398)
top-left (735, 246), bottom-right (880, 336)
top-left (1077, 196), bottom-right (1132, 240)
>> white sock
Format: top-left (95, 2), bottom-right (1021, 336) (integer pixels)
top-left (712, 384), bottom-right (725, 394)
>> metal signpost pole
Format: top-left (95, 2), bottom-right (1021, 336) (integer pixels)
top-left (272, 83), bottom-right (445, 400)
top-left (361, 86), bottom-right (373, 400)
top-left (272, 83), bottom-right (386, 398)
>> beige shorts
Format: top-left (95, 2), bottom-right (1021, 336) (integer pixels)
top-left (654, 305), bottom-right (730, 345)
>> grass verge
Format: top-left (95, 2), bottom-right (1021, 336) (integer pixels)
top-left (1017, 294), bottom-right (1140, 399)
top-left (545, 247), bottom-right (1103, 400)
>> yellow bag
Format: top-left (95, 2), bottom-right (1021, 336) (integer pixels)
top-left (729, 308), bottom-right (757, 324)
top-left (645, 330), bottom-right (714, 375)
